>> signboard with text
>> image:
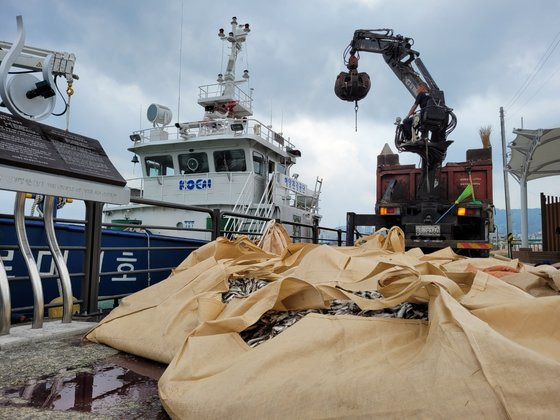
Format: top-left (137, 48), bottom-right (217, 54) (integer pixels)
top-left (0, 111), bottom-right (129, 204)
top-left (280, 175), bottom-right (307, 194)
top-left (0, 111), bottom-right (126, 186)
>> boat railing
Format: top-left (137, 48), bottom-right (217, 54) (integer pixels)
top-left (0, 196), bottom-right (344, 336)
top-left (222, 172), bottom-right (255, 234)
top-left (198, 82), bottom-right (253, 113)
top-left (221, 172), bottom-right (277, 239)
top-left (130, 117), bottom-right (295, 153)
top-left (245, 118), bottom-right (295, 151)
top-left (244, 175), bottom-right (276, 237)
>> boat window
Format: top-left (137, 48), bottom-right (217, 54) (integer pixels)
top-left (213, 149), bottom-right (246, 172)
top-left (145, 155), bottom-right (175, 176)
top-left (277, 163), bottom-right (286, 175)
top-left (253, 152), bottom-right (264, 176)
top-left (178, 152), bottom-right (209, 174)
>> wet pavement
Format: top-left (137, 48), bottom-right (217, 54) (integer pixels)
top-left (0, 334), bottom-right (170, 419)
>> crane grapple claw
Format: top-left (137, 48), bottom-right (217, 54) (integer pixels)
top-left (334, 70), bottom-right (371, 102)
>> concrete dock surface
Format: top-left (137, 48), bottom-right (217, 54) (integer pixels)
top-left (0, 320), bottom-right (170, 419)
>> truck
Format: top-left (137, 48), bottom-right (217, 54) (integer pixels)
top-left (351, 144), bottom-right (495, 256)
top-left (335, 29), bottom-right (494, 256)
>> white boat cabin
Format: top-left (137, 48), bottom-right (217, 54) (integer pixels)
top-left (129, 117), bottom-right (316, 209)
top-left (103, 16), bottom-right (322, 240)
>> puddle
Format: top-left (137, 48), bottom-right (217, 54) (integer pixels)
top-left (1, 353), bottom-right (169, 418)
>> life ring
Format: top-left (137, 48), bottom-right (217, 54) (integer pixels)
top-left (187, 157), bottom-right (199, 172)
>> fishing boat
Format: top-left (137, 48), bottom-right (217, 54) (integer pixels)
top-left (0, 16), bottom-right (322, 321)
top-left (104, 16), bottom-right (322, 240)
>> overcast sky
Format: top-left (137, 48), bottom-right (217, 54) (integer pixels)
top-left (2, 0), bottom-right (560, 228)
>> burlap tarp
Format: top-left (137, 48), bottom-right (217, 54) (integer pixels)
top-left (86, 227), bottom-right (560, 418)
top-left (257, 219), bottom-right (292, 255)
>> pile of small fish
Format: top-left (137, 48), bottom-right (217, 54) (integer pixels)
top-left (222, 278), bottom-right (428, 348)
top-left (222, 278), bottom-right (269, 303)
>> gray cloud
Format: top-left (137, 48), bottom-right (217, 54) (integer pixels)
top-left (1, 0), bottom-right (560, 226)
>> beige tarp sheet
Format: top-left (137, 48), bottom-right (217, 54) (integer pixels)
top-left (86, 228), bottom-right (560, 418)
top-left (257, 219), bottom-right (292, 255)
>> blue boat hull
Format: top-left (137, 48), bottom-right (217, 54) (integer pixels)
top-left (0, 217), bottom-right (207, 321)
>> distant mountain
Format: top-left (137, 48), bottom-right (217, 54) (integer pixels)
top-left (491, 208), bottom-right (541, 236)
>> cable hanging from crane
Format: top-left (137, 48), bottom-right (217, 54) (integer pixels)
top-left (354, 100), bottom-right (359, 132)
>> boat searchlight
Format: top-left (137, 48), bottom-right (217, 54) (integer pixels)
top-left (147, 103), bottom-right (172, 127)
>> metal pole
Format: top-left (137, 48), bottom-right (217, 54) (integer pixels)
top-left (519, 128), bottom-right (542, 249)
top-left (520, 175), bottom-right (528, 248)
top-left (82, 202), bottom-right (93, 315)
top-left (14, 192), bottom-right (44, 328)
top-left (82, 201), bottom-right (103, 315)
top-left (540, 193), bottom-right (547, 251)
top-left (312, 218), bottom-right (319, 244)
top-left (43, 196), bottom-right (73, 323)
top-left (346, 213), bottom-right (356, 246)
top-left (0, 257), bottom-right (11, 335)
top-left (211, 209), bottom-right (221, 240)
top-left (500, 107), bottom-right (513, 257)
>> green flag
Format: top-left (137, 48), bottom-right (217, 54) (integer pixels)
top-left (454, 184), bottom-right (473, 204)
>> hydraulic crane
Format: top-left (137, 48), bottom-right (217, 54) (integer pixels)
top-left (337, 29), bottom-right (494, 256)
top-left (334, 28), bottom-right (457, 198)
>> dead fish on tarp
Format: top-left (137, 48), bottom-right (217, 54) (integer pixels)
top-left (221, 280), bottom-right (428, 347)
top-left (222, 278), bottom-right (269, 303)
top-left (241, 301), bottom-right (428, 347)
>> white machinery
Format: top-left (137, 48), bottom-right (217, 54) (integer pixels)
top-left (0, 15), bottom-right (78, 122)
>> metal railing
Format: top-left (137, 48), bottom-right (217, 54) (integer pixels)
top-left (198, 82), bottom-right (253, 112)
top-left (130, 117), bottom-right (295, 152)
top-left (491, 236), bottom-right (543, 252)
top-left (541, 193), bottom-right (560, 251)
top-left (510, 239), bottom-right (543, 252)
top-left (0, 196), bottom-right (345, 335)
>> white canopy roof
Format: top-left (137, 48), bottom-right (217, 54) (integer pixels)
top-left (507, 128), bottom-right (560, 182)
top-left (506, 127), bottom-right (560, 248)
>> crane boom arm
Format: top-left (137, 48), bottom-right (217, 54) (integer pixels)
top-left (335, 28), bottom-right (458, 201)
top-left (349, 29), bottom-right (445, 106)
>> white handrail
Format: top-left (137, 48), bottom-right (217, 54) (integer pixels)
top-left (223, 172), bottom-right (255, 234)
top-left (245, 175), bottom-right (275, 236)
